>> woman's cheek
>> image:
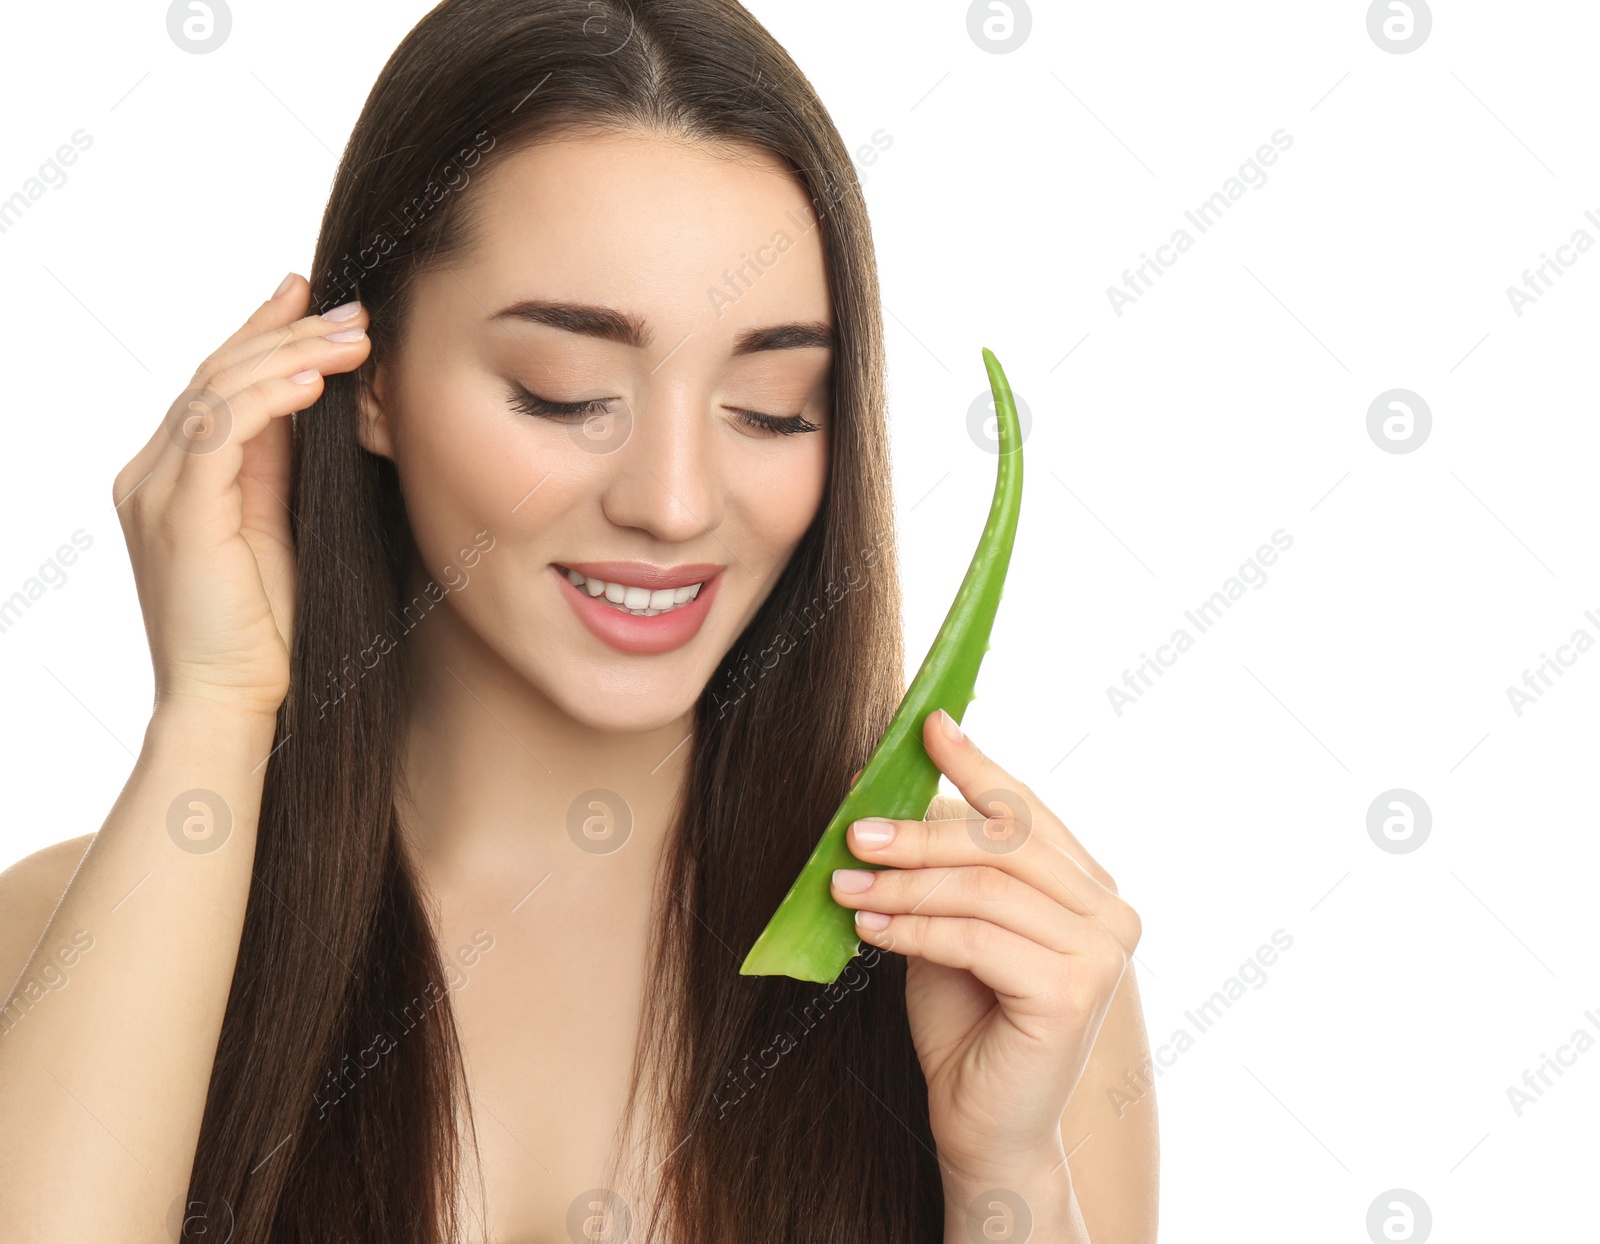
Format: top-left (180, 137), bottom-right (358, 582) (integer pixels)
top-left (743, 435), bottom-right (828, 550)
top-left (408, 371), bottom-right (543, 519)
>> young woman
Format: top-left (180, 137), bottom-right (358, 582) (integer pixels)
top-left (0, 1), bottom-right (1156, 1239)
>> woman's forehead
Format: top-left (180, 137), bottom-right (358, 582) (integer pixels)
top-left (418, 130), bottom-right (835, 352)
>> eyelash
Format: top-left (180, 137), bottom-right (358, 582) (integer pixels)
top-left (506, 384), bottom-right (821, 436)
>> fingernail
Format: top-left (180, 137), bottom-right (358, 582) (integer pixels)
top-left (851, 818), bottom-right (895, 848)
top-left (321, 300), bottom-right (362, 321)
top-left (273, 272), bottom-right (295, 299)
top-left (289, 369), bottom-right (320, 384)
top-left (855, 910), bottom-right (891, 931)
top-left (832, 868), bottom-right (876, 893)
top-left (326, 328), bottom-right (365, 342)
top-left (939, 709), bottom-right (963, 744)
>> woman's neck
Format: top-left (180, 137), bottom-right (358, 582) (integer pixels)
top-left (393, 584), bottom-right (692, 904)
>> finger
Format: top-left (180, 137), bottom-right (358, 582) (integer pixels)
top-left (853, 908), bottom-right (1055, 1001)
top-left (194, 273), bottom-right (315, 375)
top-left (848, 813), bottom-right (1103, 919)
top-left (115, 386), bottom-right (236, 526)
top-left (237, 375), bottom-right (300, 504)
top-left (116, 276), bottom-right (352, 505)
top-left (207, 329), bottom-right (369, 403)
top-left (852, 814), bottom-right (1143, 961)
top-left (167, 323), bottom-right (371, 489)
top-left (199, 298), bottom-right (368, 389)
top-left (922, 709), bottom-right (1119, 892)
top-left (162, 374), bottom-right (333, 514)
top-left (831, 864), bottom-right (1082, 954)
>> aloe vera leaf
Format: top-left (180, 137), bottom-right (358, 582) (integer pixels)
top-left (739, 347), bottom-right (1024, 983)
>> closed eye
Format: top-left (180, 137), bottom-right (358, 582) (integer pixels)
top-left (506, 383), bottom-right (820, 436)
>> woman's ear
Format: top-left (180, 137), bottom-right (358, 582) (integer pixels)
top-left (355, 356), bottom-right (396, 460)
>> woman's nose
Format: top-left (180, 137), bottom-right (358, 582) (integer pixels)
top-left (597, 389), bottom-right (725, 545)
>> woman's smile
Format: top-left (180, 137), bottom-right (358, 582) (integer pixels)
top-left (552, 559), bottom-right (727, 655)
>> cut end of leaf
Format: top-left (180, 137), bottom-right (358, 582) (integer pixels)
top-left (739, 924), bottom-right (860, 982)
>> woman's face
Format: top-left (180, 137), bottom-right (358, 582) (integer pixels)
top-left (359, 128), bottom-right (833, 735)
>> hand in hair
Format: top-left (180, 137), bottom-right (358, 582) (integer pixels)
top-left (112, 272), bottom-right (372, 719)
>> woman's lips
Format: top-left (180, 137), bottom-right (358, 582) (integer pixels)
top-left (554, 563), bottom-right (723, 655)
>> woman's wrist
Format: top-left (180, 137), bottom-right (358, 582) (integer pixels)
top-left (149, 691), bottom-right (283, 745)
top-left (941, 1150), bottom-right (1087, 1244)
top-left (144, 694), bottom-right (284, 796)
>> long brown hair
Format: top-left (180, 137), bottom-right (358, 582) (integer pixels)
top-left (186, 1), bottom-right (941, 1239)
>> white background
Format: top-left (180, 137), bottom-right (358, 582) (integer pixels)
top-left (1, 1), bottom-right (1595, 1240)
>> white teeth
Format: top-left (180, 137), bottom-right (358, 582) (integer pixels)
top-left (561, 567), bottom-right (705, 616)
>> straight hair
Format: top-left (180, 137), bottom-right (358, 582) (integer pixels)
top-left (184, 1), bottom-right (942, 1239)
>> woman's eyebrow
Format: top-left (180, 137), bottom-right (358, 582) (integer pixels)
top-left (489, 299), bottom-right (834, 356)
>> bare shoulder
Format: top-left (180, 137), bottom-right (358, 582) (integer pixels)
top-left (0, 834), bottom-right (95, 992)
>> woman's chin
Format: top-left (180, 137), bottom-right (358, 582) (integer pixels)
top-left (542, 676), bottom-right (702, 738)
